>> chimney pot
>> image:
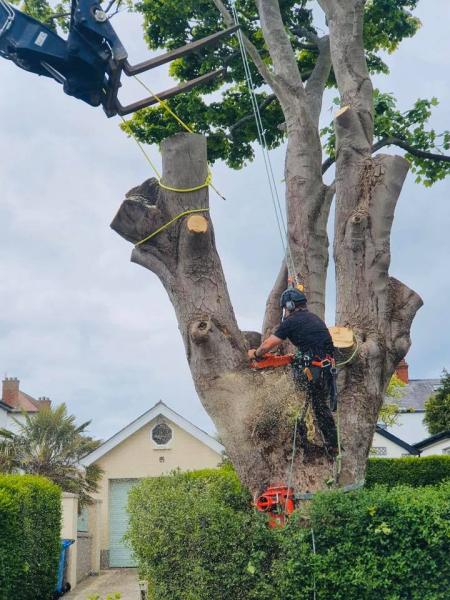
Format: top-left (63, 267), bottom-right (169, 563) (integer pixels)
top-left (2, 377), bottom-right (20, 407)
top-left (395, 359), bottom-right (409, 384)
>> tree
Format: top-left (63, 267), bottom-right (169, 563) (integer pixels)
top-left (15, 1), bottom-right (450, 494)
top-left (0, 403), bottom-right (102, 506)
top-left (424, 370), bottom-right (450, 435)
top-left (110, 0), bottom-right (450, 496)
top-left (379, 373), bottom-right (406, 427)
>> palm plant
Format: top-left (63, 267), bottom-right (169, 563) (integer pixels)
top-left (0, 403), bottom-right (102, 506)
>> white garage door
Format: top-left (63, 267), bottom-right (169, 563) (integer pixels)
top-left (109, 479), bottom-right (140, 567)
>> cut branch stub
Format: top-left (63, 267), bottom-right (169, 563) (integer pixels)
top-left (187, 214), bottom-right (208, 233)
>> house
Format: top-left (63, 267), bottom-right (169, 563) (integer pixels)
top-left (371, 359), bottom-right (441, 456)
top-left (413, 431), bottom-right (450, 456)
top-left (371, 425), bottom-right (420, 457)
top-left (81, 401), bottom-right (224, 569)
top-left (0, 377), bottom-right (51, 432)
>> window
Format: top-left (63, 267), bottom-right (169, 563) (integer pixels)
top-left (371, 446), bottom-right (387, 456)
top-left (151, 422), bottom-right (172, 446)
top-left (443, 447), bottom-right (450, 456)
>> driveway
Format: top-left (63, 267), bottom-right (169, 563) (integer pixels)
top-left (64, 569), bottom-right (141, 600)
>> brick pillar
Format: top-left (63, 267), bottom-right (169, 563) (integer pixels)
top-left (2, 378), bottom-right (20, 407)
top-left (395, 359), bottom-right (409, 384)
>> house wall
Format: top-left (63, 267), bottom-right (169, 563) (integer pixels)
top-left (92, 417), bottom-right (222, 555)
top-left (371, 431), bottom-right (412, 458)
top-left (0, 407), bottom-right (8, 429)
top-left (419, 439), bottom-right (450, 456)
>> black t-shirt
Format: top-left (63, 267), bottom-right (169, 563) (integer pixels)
top-left (274, 309), bottom-right (334, 356)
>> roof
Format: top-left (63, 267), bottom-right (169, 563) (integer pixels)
top-left (0, 400), bottom-right (12, 413)
top-left (14, 391), bottom-right (41, 412)
top-left (389, 379), bottom-right (440, 411)
top-left (413, 430), bottom-right (450, 450)
top-left (81, 401), bottom-right (225, 466)
top-left (375, 425), bottom-right (420, 455)
top-left (384, 412), bottom-right (429, 445)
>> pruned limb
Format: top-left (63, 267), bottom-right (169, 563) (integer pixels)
top-left (254, 0), bottom-right (305, 98)
top-left (305, 35), bottom-right (332, 125)
top-left (319, 0), bottom-right (373, 149)
top-left (262, 259), bottom-right (287, 339)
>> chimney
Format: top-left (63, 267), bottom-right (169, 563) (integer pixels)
top-left (2, 377), bottom-right (20, 407)
top-left (395, 359), bottom-right (409, 384)
top-left (37, 396), bottom-right (51, 409)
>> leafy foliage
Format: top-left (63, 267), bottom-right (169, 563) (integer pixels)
top-left (424, 370), bottom-right (450, 434)
top-left (378, 373), bottom-right (406, 426)
top-left (127, 466), bottom-right (450, 600)
top-left (0, 474), bottom-right (61, 600)
top-left (123, 0), bottom-right (436, 170)
top-left (0, 403), bottom-right (102, 507)
top-left (366, 455), bottom-right (450, 488)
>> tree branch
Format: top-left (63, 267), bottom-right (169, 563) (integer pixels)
top-left (305, 35), bottom-right (331, 125)
top-left (372, 137), bottom-right (450, 163)
top-left (229, 94), bottom-right (277, 137)
top-left (211, 0), bottom-right (277, 89)
top-left (254, 0), bottom-right (305, 97)
top-left (322, 135), bottom-right (450, 175)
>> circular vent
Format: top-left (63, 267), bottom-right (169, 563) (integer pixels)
top-left (151, 423), bottom-right (172, 446)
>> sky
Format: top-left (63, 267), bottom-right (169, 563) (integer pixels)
top-left (0, 1), bottom-right (449, 441)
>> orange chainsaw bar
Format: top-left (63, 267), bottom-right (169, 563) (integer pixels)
top-left (250, 353), bottom-right (294, 369)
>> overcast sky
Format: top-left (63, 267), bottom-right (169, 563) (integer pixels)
top-left (1, 1), bottom-right (449, 440)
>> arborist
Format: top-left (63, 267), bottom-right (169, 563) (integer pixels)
top-left (248, 287), bottom-right (338, 453)
top-left (247, 288), bottom-right (334, 364)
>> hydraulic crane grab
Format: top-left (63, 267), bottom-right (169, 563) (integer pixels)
top-left (0, 0), bottom-right (237, 116)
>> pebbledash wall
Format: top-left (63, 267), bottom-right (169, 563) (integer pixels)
top-left (81, 402), bottom-right (223, 568)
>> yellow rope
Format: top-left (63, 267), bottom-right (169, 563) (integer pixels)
top-left (120, 77), bottom-right (225, 199)
top-left (133, 75), bottom-right (193, 134)
top-left (135, 208), bottom-right (209, 247)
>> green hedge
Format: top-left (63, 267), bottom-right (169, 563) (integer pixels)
top-left (127, 467), bottom-right (450, 600)
top-left (366, 455), bottom-right (450, 487)
top-left (0, 475), bottom-right (61, 600)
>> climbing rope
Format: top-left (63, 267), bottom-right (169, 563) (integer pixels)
top-left (134, 208), bottom-right (209, 247)
top-left (335, 337), bottom-right (360, 367)
top-left (230, 1), bottom-right (300, 284)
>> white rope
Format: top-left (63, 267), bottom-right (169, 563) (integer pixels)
top-left (230, 2), bottom-right (298, 283)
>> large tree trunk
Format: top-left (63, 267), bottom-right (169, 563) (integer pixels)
top-left (320, 0), bottom-right (423, 484)
top-left (112, 133), bottom-right (336, 496)
top-left (111, 1), bottom-right (423, 496)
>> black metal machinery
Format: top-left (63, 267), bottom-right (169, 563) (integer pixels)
top-left (0, 0), bottom-right (237, 116)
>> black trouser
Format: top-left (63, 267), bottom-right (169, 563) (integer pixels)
top-left (292, 353), bottom-right (338, 452)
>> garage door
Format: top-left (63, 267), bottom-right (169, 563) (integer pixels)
top-left (109, 479), bottom-right (140, 567)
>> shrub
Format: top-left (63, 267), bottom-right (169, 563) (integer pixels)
top-left (366, 455), bottom-right (450, 488)
top-left (266, 482), bottom-right (450, 599)
top-left (127, 466), bottom-right (274, 600)
top-left (127, 467), bottom-right (450, 600)
top-left (0, 474), bottom-right (61, 600)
